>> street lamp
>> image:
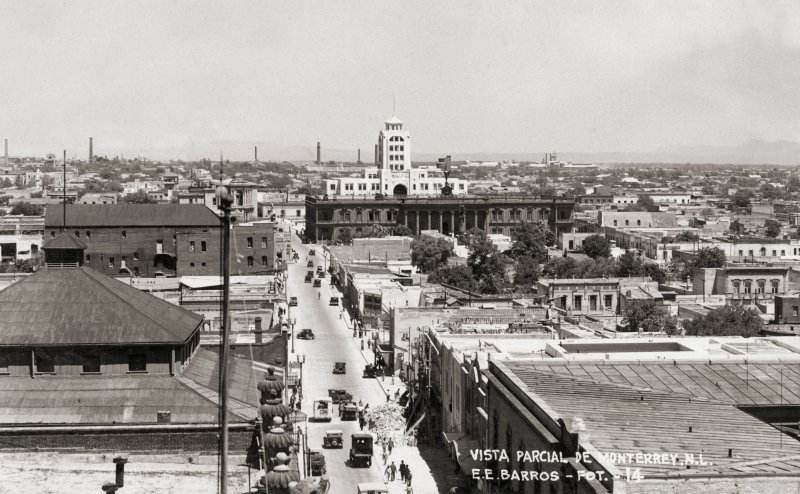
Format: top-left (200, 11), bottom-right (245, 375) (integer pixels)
top-left (290, 316), bottom-right (297, 353)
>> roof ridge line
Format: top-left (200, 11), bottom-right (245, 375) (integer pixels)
top-left (80, 267), bottom-right (194, 341)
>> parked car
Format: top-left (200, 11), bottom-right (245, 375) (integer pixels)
top-left (307, 260), bottom-right (314, 268)
top-left (329, 296), bottom-right (339, 306)
top-left (309, 249), bottom-right (316, 256)
top-left (289, 297), bottom-right (298, 306)
top-left (317, 271), bottom-right (326, 278)
top-left (297, 329), bottom-right (315, 340)
top-left (313, 279), bottom-right (322, 288)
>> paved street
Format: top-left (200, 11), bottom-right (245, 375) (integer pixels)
top-left (286, 230), bottom-right (452, 494)
top-left (287, 233), bottom-right (390, 493)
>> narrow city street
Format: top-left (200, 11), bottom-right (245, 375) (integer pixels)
top-left (287, 233), bottom-right (392, 493)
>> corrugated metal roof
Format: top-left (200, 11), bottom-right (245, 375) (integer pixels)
top-left (513, 361), bottom-right (800, 406)
top-left (45, 204), bottom-right (221, 227)
top-left (0, 267), bottom-right (203, 345)
top-left (0, 375), bottom-right (236, 425)
top-left (42, 232), bottom-right (88, 250)
top-left (504, 365), bottom-right (800, 477)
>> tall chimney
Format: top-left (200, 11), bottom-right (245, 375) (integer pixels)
top-left (374, 144), bottom-right (378, 166)
top-left (358, 148), bottom-right (361, 164)
top-left (89, 137), bottom-right (93, 163)
top-left (316, 142), bottom-right (321, 166)
top-left (254, 145), bottom-right (258, 162)
top-left (3, 139), bottom-right (7, 165)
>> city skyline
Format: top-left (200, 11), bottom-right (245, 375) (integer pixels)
top-left (1, 1), bottom-right (799, 163)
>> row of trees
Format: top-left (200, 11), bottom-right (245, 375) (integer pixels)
top-left (622, 300), bottom-right (764, 337)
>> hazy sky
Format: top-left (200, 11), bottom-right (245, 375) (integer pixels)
top-left (2, 1), bottom-right (799, 160)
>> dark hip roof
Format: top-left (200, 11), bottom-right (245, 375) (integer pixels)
top-left (45, 204), bottom-right (222, 228)
top-left (0, 267), bottom-right (203, 345)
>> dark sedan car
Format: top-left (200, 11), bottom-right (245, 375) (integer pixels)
top-left (297, 329), bottom-right (315, 340)
top-left (306, 260), bottom-right (314, 268)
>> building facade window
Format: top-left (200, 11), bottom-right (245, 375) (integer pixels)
top-left (82, 355), bottom-right (101, 374)
top-left (261, 256), bottom-right (268, 267)
top-left (189, 241), bottom-right (195, 252)
top-left (35, 351), bottom-right (55, 374)
top-left (247, 237), bottom-right (253, 248)
top-left (128, 354), bottom-right (146, 373)
top-left (261, 237), bottom-right (268, 248)
top-left (247, 256), bottom-right (254, 267)
top-left (201, 241), bottom-right (207, 252)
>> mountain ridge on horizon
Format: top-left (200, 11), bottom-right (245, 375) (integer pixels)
top-left (18, 138), bottom-right (800, 166)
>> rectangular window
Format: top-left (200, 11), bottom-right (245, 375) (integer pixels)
top-left (261, 237), bottom-right (267, 248)
top-left (86, 254), bottom-right (91, 262)
top-left (133, 252), bottom-right (139, 261)
top-left (128, 354), bottom-right (146, 373)
top-left (156, 240), bottom-right (163, 254)
top-left (296, 210), bottom-right (301, 217)
top-left (247, 237), bottom-right (253, 248)
top-left (604, 294), bottom-right (613, 309)
top-left (189, 241), bottom-right (195, 252)
top-left (121, 230), bottom-right (126, 239)
top-left (574, 295), bottom-right (582, 311)
top-left (793, 306), bottom-right (799, 317)
top-left (75, 231), bottom-right (80, 237)
top-left (0, 355), bottom-right (8, 374)
top-left (109, 257), bottom-right (115, 267)
top-left (261, 256), bottom-right (268, 267)
top-left (82, 355), bottom-right (101, 374)
top-left (247, 256), bottom-right (254, 267)
top-left (35, 351), bottom-right (55, 374)
top-left (589, 295), bottom-right (598, 311)
top-left (86, 231), bottom-right (91, 238)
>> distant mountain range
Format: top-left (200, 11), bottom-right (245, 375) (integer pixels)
top-left (122, 138), bottom-right (800, 166)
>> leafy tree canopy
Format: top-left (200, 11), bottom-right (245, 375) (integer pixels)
top-left (582, 234), bottom-right (611, 259)
top-left (411, 236), bottom-right (454, 274)
top-left (683, 304), bottom-right (764, 337)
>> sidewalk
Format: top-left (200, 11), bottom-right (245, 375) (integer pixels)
top-left (381, 445), bottom-right (454, 494)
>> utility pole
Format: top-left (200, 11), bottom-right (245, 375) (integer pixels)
top-left (217, 169), bottom-right (234, 494)
top-left (62, 150), bottom-right (67, 231)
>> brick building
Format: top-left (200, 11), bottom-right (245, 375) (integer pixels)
top-left (45, 204), bottom-right (287, 277)
top-left (305, 195), bottom-right (574, 243)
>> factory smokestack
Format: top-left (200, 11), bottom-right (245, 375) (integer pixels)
top-left (4, 139), bottom-right (7, 165)
top-left (358, 148), bottom-right (361, 164)
top-left (254, 146), bottom-right (258, 162)
top-left (89, 137), bottom-right (93, 163)
top-left (316, 142), bottom-right (321, 166)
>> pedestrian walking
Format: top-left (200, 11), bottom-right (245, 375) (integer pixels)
top-left (389, 461), bottom-right (397, 481)
top-left (381, 441), bottom-right (386, 455)
top-left (399, 460), bottom-right (407, 482)
top-left (406, 470), bottom-right (413, 486)
top-left (359, 416), bottom-right (365, 431)
top-left (388, 438), bottom-right (394, 454)
top-left (382, 449), bottom-right (388, 466)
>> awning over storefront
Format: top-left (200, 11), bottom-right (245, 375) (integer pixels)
top-left (443, 431), bottom-right (481, 474)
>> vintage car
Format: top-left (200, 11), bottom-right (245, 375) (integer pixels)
top-left (322, 430), bottom-right (343, 449)
top-left (357, 483), bottom-right (388, 494)
top-left (307, 260), bottom-right (314, 268)
top-left (349, 433), bottom-right (374, 467)
top-left (309, 249), bottom-right (316, 256)
top-left (309, 449), bottom-right (326, 476)
top-left (313, 279), bottom-right (322, 288)
top-left (305, 273), bottom-right (313, 283)
top-left (289, 296), bottom-right (298, 307)
top-left (317, 270), bottom-right (327, 278)
top-left (297, 329), bottom-right (315, 340)
top-left (332, 362), bottom-right (346, 374)
top-left (328, 389), bottom-right (353, 404)
top-left (312, 398), bottom-right (333, 422)
top-left (362, 364), bottom-right (383, 379)
top-left (339, 402), bottom-right (359, 421)
top-left (329, 297), bottom-right (339, 306)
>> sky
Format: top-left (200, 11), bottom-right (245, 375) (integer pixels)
top-left (1, 0), bottom-right (799, 161)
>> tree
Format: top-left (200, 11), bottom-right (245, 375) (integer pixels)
top-left (732, 190), bottom-right (752, 208)
top-left (513, 255), bottom-right (541, 288)
top-left (674, 231), bottom-right (699, 242)
top-left (337, 229), bottom-right (353, 245)
top-left (391, 225), bottom-right (414, 237)
top-left (582, 234), bottom-right (611, 259)
top-left (765, 219), bottom-right (781, 238)
top-left (123, 190), bottom-right (157, 204)
top-left (683, 304), bottom-right (764, 337)
top-left (542, 256), bottom-right (578, 278)
top-left (694, 246), bottom-right (726, 269)
top-left (509, 222), bottom-right (554, 262)
top-left (427, 265), bottom-right (479, 292)
top-left (10, 202), bottom-right (44, 216)
top-left (463, 228), bottom-right (505, 294)
top-left (622, 300), bottom-right (677, 333)
top-left (295, 184), bottom-right (321, 196)
top-left (353, 224), bottom-right (389, 239)
top-left (411, 236), bottom-right (454, 273)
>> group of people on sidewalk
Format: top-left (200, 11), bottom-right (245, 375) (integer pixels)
top-left (382, 437), bottom-right (414, 493)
